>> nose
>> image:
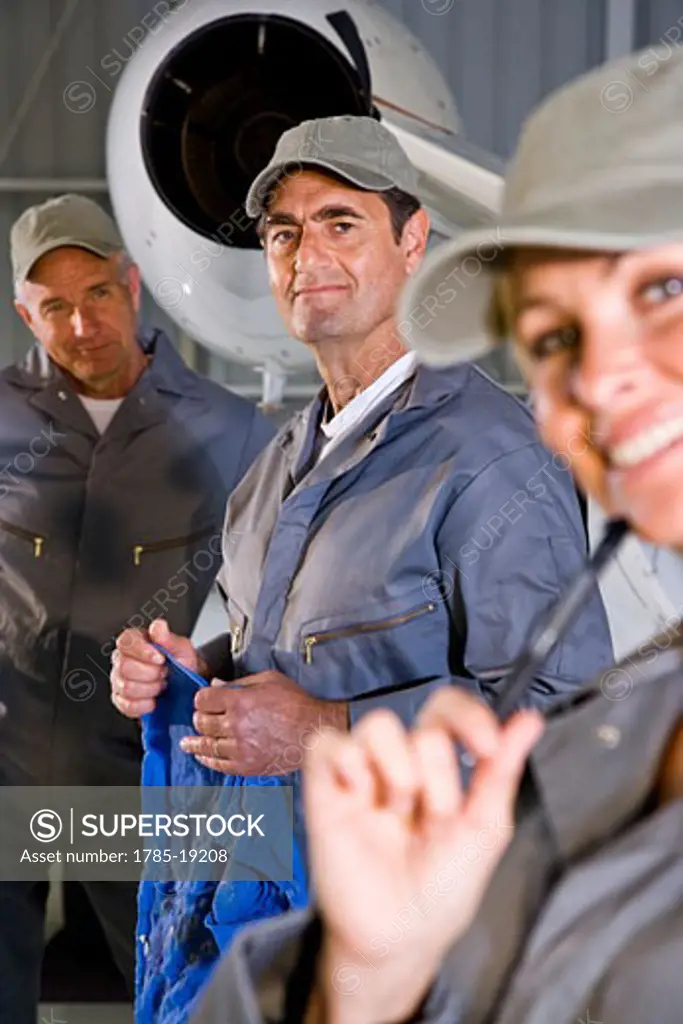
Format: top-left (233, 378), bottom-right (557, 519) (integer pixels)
top-left (294, 226), bottom-right (333, 277)
top-left (570, 322), bottom-right (640, 414)
top-left (70, 306), bottom-right (98, 338)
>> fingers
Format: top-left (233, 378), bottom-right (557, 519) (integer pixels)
top-left (304, 728), bottom-right (377, 824)
top-left (110, 659), bottom-right (160, 719)
top-left (148, 618), bottom-right (195, 664)
top-left (113, 696), bottom-right (157, 719)
top-left (112, 648), bottom-right (165, 685)
top-left (411, 727), bottom-right (462, 823)
top-left (192, 707), bottom-right (232, 737)
top-left (180, 734), bottom-right (235, 761)
top-left (180, 734), bottom-right (253, 776)
top-left (111, 663), bottom-right (166, 699)
top-left (193, 671), bottom-right (280, 712)
top-left (195, 755), bottom-right (237, 774)
top-left (352, 709), bottom-right (418, 813)
top-left (116, 628), bottom-right (164, 666)
top-left (305, 709), bottom-right (417, 817)
top-left (464, 710), bottom-right (544, 835)
top-left (303, 696), bottom-right (540, 846)
top-left (194, 682), bottom-right (239, 713)
top-left (111, 628), bottom-right (166, 719)
top-left (417, 687), bottom-right (501, 760)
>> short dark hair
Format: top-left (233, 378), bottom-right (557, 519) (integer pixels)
top-left (255, 177), bottom-right (422, 245)
top-left (379, 187), bottom-right (422, 243)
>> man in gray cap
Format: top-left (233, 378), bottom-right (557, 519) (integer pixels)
top-left (0, 193), bottom-right (273, 1022)
top-left (111, 115), bottom-right (612, 1017)
top-left (189, 46), bottom-right (683, 1024)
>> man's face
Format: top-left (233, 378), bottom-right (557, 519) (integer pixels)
top-left (511, 243), bottom-right (683, 547)
top-left (15, 246), bottom-right (141, 391)
top-left (262, 170), bottom-right (428, 347)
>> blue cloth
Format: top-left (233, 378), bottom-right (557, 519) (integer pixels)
top-left (135, 653), bottom-right (308, 1024)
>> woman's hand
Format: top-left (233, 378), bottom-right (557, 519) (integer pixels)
top-left (303, 687), bottom-right (544, 1024)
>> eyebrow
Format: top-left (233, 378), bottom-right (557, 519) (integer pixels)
top-left (515, 296), bottom-right (565, 318)
top-left (84, 278), bottom-right (111, 293)
top-left (514, 253), bottom-right (626, 320)
top-left (264, 205), bottom-right (366, 229)
top-left (39, 296), bottom-right (65, 314)
top-left (38, 279), bottom-right (111, 314)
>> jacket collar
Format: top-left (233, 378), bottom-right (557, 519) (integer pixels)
top-left (400, 360), bottom-right (474, 411)
top-left (137, 327), bottom-right (204, 398)
top-left (3, 328), bottom-right (204, 467)
top-left (275, 359), bottom-right (476, 473)
top-left (530, 628), bottom-right (683, 862)
top-left (276, 391), bottom-right (327, 486)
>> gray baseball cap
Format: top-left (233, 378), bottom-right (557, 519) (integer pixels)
top-left (10, 193), bottom-right (123, 286)
top-left (245, 115), bottom-right (420, 218)
top-left (400, 44), bottom-right (683, 366)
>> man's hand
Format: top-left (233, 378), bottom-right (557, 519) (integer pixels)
top-left (179, 670), bottom-right (349, 775)
top-left (110, 618), bottom-right (203, 718)
top-left (303, 688), bottom-right (544, 1024)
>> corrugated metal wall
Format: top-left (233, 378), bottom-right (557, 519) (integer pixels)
top-left (377, 0), bottom-right (605, 157)
top-left (0, 0), bottom-right (186, 365)
top-left (0, 0), bottom-right (660, 382)
top-left (636, 0), bottom-right (683, 46)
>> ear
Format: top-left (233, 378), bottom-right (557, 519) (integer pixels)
top-left (14, 299), bottom-right (33, 333)
top-left (402, 207), bottom-right (431, 276)
top-left (125, 261), bottom-right (142, 313)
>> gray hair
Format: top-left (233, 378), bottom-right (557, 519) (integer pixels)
top-left (14, 246), bottom-right (134, 302)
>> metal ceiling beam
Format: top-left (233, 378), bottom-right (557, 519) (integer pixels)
top-left (0, 178), bottom-right (107, 192)
top-left (604, 0), bottom-right (637, 59)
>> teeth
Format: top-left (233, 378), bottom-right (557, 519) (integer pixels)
top-left (610, 416), bottom-right (683, 469)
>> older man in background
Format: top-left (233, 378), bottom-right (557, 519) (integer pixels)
top-left (0, 193), bottom-right (273, 1024)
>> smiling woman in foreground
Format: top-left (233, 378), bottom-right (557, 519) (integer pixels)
top-left (190, 43), bottom-right (683, 1024)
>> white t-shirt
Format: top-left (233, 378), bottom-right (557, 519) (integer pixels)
top-left (77, 394), bottom-right (125, 435)
top-left (588, 500), bottom-right (683, 661)
top-left (318, 351), bottom-right (418, 461)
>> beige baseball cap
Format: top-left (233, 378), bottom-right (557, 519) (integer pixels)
top-left (400, 44), bottom-right (683, 366)
top-left (245, 115), bottom-right (420, 218)
top-left (10, 193), bottom-right (123, 286)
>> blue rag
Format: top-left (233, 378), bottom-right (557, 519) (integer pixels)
top-left (134, 649), bottom-right (308, 1024)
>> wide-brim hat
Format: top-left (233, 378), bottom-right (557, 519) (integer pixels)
top-left (400, 45), bottom-right (683, 365)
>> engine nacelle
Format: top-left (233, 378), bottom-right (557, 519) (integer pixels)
top-left (106, 0), bottom-right (504, 375)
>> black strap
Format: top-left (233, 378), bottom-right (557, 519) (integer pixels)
top-left (282, 913), bottom-right (324, 1022)
top-left (327, 11), bottom-right (374, 110)
top-left (576, 486), bottom-right (589, 547)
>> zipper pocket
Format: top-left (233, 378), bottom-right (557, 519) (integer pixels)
top-left (227, 595), bottom-right (248, 656)
top-left (302, 602), bottom-right (436, 664)
top-left (230, 625), bottom-right (243, 656)
top-left (132, 524), bottom-right (216, 566)
top-left (0, 517), bottom-right (45, 558)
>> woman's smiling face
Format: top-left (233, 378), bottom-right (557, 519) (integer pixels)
top-left (509, 243), bottom-right (683, 546)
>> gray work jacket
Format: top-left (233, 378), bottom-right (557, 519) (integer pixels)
top-left (207, 361), bottom-right (611, 724)
top-left (0, 328), bottom-right (273, 787)
top-left (190, 626), bottom-right (683, 1024)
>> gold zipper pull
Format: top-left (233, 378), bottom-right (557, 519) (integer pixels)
top-left (33, 537), bottom-right (43, 558)
top-left (230, 626), bottom-right (242, 655)
top-left (304, 636), bottom-right (317, 664)
top-left (133, 545), bottom-right (144, 566)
